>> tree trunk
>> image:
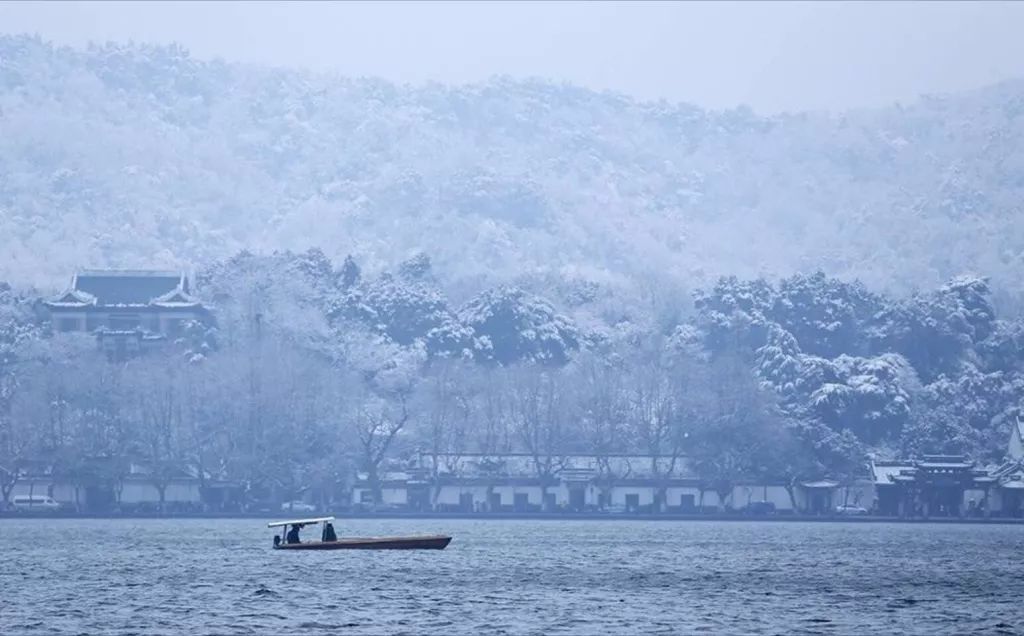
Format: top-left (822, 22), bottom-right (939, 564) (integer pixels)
top-left (1, 477), bottom-right (16, 510)
top-left (784, 483), bottom-right (798, 513)
top-left (367, 464), bottom-right (382, 506)
top-left (716, 487), bottom-right (731, 512)
top-left (194, 457), bottom-right (209, 510)
top-left (431, 481), bottom-right (442, 512)
top-left (654, 483), bottom-right (666, 514)
top-left (429, 452), bottom-right (441, 511)
top-left (156, 483), bottom-right (167, 513)
top-left (430, 456), bottom-right (442, 510)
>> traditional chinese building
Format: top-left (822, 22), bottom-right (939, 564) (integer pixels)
top-left (350, 453), bottom-right (833, 514)
top-left (872, 455), bottom-right (996, 517)
top-left (44, 270), bottom-right (208, 358)
top-left (988, 458), bottom-right (1024, 518)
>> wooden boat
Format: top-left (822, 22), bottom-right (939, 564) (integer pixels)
top-left (274, 535), bottom-right (452, 550)
top-left (268, 517), bottom-right (452, 551)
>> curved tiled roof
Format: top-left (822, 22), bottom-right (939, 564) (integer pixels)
top-left (47, 270), bottom-right (200, 308)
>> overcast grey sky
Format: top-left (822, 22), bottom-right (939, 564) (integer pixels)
top-left (2, 1), bottom-right (1023, 113)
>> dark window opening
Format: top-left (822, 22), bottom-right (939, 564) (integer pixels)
top-left (165, 318), bottom-right (184, 336)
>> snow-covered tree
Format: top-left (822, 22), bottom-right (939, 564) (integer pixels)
top-left (771, 271), bottom-right (881, 358)
top-left (459, 286), bottom-right (580, 366)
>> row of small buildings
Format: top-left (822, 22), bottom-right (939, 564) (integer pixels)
top-left (11, 422), bottom-right (1024, 517)
top-left (348, 419), bottom-right (1024, 518)
top-left (353, 448), bottom-right (1024, 518)
top-left (7, 269), bottom-right (1024, 518)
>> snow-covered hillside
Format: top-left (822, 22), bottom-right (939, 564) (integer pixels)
top-left (2, 35), bottom-right (1024, 302)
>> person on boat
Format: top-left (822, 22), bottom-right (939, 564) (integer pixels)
top-left (286, 524), bottom-right (301, 544)
top-left (323, 521), bottom-right (338, 542)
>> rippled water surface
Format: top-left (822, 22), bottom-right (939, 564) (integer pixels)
top-left (2, 518), bottom-right (1023, 634)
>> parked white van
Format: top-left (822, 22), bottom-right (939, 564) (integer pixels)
top-left (10, 495), bottom-right (61, 511)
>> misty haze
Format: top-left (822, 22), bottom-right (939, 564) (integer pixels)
top-left (2, 2), bottom-right (1024, 635)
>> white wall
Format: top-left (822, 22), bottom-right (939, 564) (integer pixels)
top-left (730, 485), bottom-right (794, 510)
top-left (491, 485), bottom-right (544, 506)
top-left (12, 479), bottom-right (203, 505)
top-left (665, 486), bottom-right (705, 508)
top-left (352, 486), bottom-right (408, 506)
top-left (52, 483), bottom-right (82, 505)
top-left (119, 481), bottom-right (201, 503)
top-left (611, 487), bottom-right (654, 507)
top-left (9, 479), bottom-right (84, 507)
top-left (435, 485), bottom-right (492, 506)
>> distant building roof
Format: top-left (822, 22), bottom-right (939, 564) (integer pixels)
top-left (870, 461), bottom-right (915, 485)
top-left (74, 270), bottom-right (187, 306)
top-left (873, 455), bottom-right (991, 486)
top-left (46, 269), bottom-right (201, 309)
top-left (47, 288), bottom-right (97, 308)
top-left (917, 463), bottom-right (975, 471)
top-left (919, 454), bottom-right (972, 467)
top-left (992, 460), bottom-right (1024, 486)
top-left (800, 480), bottom-right (840, 489)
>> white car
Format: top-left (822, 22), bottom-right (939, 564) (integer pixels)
top-left (281, 500), bottom-right (316, 513)
top-left (835, 504), bottom-right (868, 515)
top-left (10, 495), bottom-right (62, 511)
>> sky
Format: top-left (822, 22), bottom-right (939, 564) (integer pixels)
top-left (1, 1), bottom-right (1023, 113)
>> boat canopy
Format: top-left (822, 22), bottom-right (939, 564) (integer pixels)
top-left (268, 516), bottom-right (335, 528)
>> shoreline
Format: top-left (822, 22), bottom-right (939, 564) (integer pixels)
top-left (2, 511), bottom-right (1024, 524)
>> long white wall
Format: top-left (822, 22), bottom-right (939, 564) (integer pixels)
top-left (118, 481), bottom-right (201, 504)
top-left (352, 487), bottom-right (408, 506)
top-left (408, 484), bottom-right (806, 511)
top-left (9, 479), bottom-right (202, 505)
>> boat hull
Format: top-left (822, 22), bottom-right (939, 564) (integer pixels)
top-left (274, 535), bottom-right (452, 551)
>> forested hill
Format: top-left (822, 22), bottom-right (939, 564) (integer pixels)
top-left (2, 34), bottom-right (1024, 303)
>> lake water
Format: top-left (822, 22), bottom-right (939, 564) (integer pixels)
top-left (1, 518), bottom-right (1023, 634)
